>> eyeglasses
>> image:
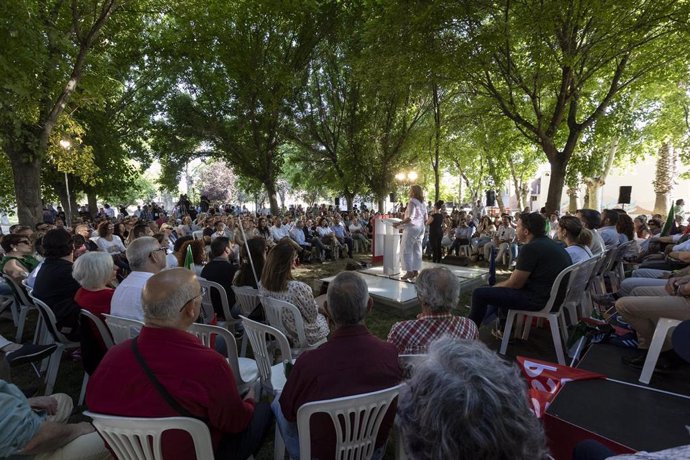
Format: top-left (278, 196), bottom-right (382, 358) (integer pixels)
top-left (179, 286), bottom-right (207, 311)
top-left (17, 240), bottom-right (31, 245)
top-left (149, 247), bottom-right (167, 256)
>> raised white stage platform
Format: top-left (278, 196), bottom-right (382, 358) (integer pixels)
top-left (320, 261), bottom-right (489, 314)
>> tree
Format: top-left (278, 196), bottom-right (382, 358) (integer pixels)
top-left (378, 0), bottom-right (689, 212)
top-left (196, 161), bottom-right (237, 204)
top-left (0, 0), bottom-right (126, 225)
top-left (288, 34), bottom-right (370, 211)
top-left (154, 0), bottom-right (335, 214)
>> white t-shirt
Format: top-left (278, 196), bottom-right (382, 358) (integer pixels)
top-left (111, 271), bottom-right (154, 321)
top-left (96, 235), bottom-right (126, 254)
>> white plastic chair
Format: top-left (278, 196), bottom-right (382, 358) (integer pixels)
top-left (261, 296), bottom-right (326, 355)
top-left (79, 309), bottom-right (114, 405)
top-left (296, 385), bottom-right (402, 460)
top-left (28, 295), bottom-right (81, 395)
top-left (240, 315), bottom-right (293, 460)
top-left (639, 317), bottom-right (682, 384)
top-left (192, 230), bottom-right (204, 240)
top-left (2, 273), bottom-right (40, 343)
top-left (562, 257), bottom-right (601, 325)
top-left (83, 412), bottom-right (214, 460)
top-left (103, 314), bottom-right (144, 345)
top-left (499, 262), bottom-right (580, 365)
top-left (239, 315), bottom-right (292, 394)
top-left (186, 322), bottom-right (258, 394)
top-left (232, 285), bottom-right (262, 356)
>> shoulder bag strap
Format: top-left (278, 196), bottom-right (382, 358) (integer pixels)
top-left (130, 337), bottom-right (208, 422)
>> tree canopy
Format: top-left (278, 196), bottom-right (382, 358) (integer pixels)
top-left (2, 0), bottom-right (689, 223)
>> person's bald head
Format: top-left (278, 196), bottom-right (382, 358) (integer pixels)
top-left (142, 268), bottom-right (201, 327)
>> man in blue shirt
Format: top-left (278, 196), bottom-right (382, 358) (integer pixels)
top-left (0, 380), bottom-right (108, 458)
top-left (331, 215), bottom-right (353, 258)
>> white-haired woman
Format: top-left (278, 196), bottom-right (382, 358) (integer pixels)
top-left (397, 337), bottom-right (549, 460)
top-left (73, 251), bottom-right (116, 318)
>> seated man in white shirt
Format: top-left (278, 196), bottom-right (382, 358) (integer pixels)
top-left (270, 217), bottom-right (301, 253)
top-left (110, 236), bottom-right (167, 321)
top-left (483, 215), bottom-right (517, 265)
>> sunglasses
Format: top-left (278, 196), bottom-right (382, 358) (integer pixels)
top-left (179, 286), bottom-right (207, 311)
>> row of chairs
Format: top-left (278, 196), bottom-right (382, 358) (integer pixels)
top-left (498, 253), bottom-right (604, 365)
top-left (90, 309), bottom-right (382, 460)
top-left (497, 240), bottom-right (640, 367)
top-left (84, 382), bottom-right (403, 460)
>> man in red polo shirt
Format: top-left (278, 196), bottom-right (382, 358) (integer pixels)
top-left (86, 268), bottom-right (272, 460)
top-left (273, 271), bottom-right (402, 459)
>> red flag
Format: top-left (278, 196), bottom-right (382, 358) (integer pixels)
top-left (517, 356), bottom-right (605, 418)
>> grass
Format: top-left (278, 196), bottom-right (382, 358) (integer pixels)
top-left (1, 253), bottom-right (506, 459)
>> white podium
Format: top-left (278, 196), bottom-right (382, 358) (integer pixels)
top-left (381, 218), bottom-right (402, 276)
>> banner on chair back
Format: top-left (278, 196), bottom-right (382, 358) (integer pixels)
top-left (517, 356), bottom-right (605, 418)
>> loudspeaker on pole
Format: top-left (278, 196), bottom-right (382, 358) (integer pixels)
top-left (486, 190), bottom-right (496, 207)
top-left (617, 186), bottom-right (632, 205)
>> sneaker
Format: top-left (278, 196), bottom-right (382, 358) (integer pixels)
top-left (5, 343), bottom-right (57, 368)
top-left (593, 293), bottom-right (617, 307)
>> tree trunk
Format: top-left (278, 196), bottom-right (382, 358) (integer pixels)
top-left (654, 193), bottom-right (669, 216)
top-left (377, 197), bottom-right (385, 213)
top-left (567, 188), bottom-right (578, 213)
top-left (432, 83), bottom-right (441, 203)
top-left (653, 142), bottom-right (675, 215)
top-left (520, 185), bottom-right (529, 212)
top-left (585, 181), bottom-right (602, 210)
top-left (545, 158), bottom-right (567, 214)
top-left (260, 178), bottom-right (279, 215)
top-left (10, 156), bottom-right (43, 226)
top-left (87, 191), bottom-right (98, 219)
top-left (344, 193), bottom-right (354, 212)
top-left (496, 194), bottom-right (506, 215)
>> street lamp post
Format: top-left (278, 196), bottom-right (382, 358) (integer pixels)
top-left (59, 140), bottom-right (73, 225)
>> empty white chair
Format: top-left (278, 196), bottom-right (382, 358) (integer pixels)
top-left (240, 315), bottom-right (293, 460)
top-left (239, 315), bottom-right (292, 395)
top-left (103, 314), bottom-right (144, 345)
top-left (562, 257), bottom-right (601, 325)
top-left (28, 295), bottom-right (81, 395)
top-left (232, 285), bottom-right (261, 357)
top-left (296, 385), bottom-right (402, 460)
top-left (232, 285), bottom-right (261, 317)
top-left (84, 412), bottom-right (214, 460)
top-left (186, 322), bottom-right (258, 394)
top-left (639, 317), bottom-right (682, 385)
top-left (2, 273), bottom-right (39, 343)
top-left (499, 263), bottom-right (580, 365)
top-left (261, 296), bottom-right (326, 355)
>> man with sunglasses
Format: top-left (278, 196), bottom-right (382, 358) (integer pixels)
top-left (87, 268), bottom-right (272, 460)
top-left (111, 236), bottom-right (167, 322)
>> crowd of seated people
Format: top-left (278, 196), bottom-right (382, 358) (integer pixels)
top-left (1, 196), bottom-right (688, 459)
